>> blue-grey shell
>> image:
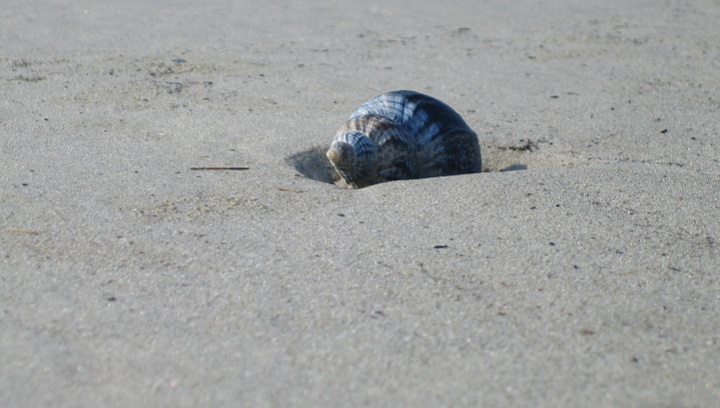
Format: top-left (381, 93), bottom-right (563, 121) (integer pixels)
top-left (328, 90), bottom-right (482, 188)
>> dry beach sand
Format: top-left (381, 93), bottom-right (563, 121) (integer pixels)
top-left (2, 0), bottom-right (720, 406)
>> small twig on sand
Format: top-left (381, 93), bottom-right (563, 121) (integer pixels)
top-left (8, 228), bottom-right (39, 235)
top-left (190, 167), bottom-right (249, 171)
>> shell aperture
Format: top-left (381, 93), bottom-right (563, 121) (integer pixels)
top-left (327, 90), bottom-right (481, 188)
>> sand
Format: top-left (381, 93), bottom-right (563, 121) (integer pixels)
top-left (2, 0), bottom-right (719, 406)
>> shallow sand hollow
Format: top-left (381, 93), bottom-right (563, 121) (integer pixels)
top-left (2, 0), bottom-right (719, 406)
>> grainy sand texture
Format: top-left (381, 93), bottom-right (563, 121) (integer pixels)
top-left (2, 1), bottom-right (719, 406)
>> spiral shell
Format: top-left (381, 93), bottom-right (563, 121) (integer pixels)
top-left (327, 90), bottom-right (482, 188)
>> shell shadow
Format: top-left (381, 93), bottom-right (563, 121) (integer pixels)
top-left (499, 164), bottom-right (528, 171)
top-left (480, 140), bottom-right (534, 173)
top-left (287, 145), bottom-right (337, 184)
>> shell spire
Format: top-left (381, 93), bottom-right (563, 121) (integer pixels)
top-left (327, 90), bottom-right (481, 188)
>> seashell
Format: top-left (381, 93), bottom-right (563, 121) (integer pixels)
top-left (327, 90), bottom-right (481, 188)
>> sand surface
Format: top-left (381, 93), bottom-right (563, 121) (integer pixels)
top-left (2, 0), bottom-right (720, 406)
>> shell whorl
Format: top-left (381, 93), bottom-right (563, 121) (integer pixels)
top-left (327, 131), bottom-right (377, 185)
top-left (328, 90), bottom-right (481, 188)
